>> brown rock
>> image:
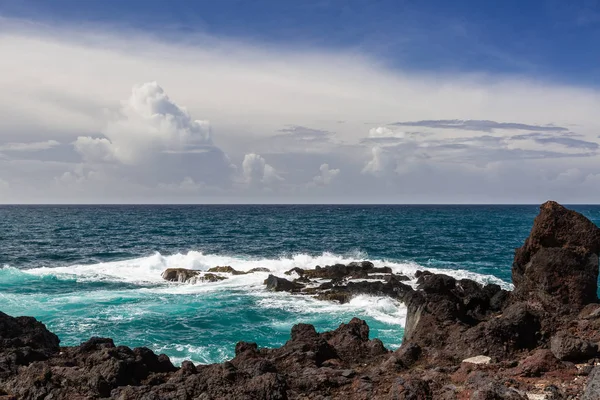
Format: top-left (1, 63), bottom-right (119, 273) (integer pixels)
top-left (207, 266), bottom-right (246, 275)
top-left (161, 268), bottom-right (200, 283)
top-left (512, 201), bottom-right (600, 311)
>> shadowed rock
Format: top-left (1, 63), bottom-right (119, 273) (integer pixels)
top-left (161, 268), bottom-right (201, 283)
top-left (264, 274), bottom-right (305, 292)
top-left (512, 201), bottom-right (600, 311)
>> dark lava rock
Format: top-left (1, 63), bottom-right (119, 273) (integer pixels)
top-left (285, 267), bottom-right (306, 276)
top-left (512, 201), bottom-right (600, 311)
top-left (389, 377), bottom-right (431, 399)
top-left (321, 318), bottom-right (389, 363)
top-left (550, 330), bottom-right (598, 361)
top-left (583, 366), bottom-right (600, 400)
top-left (303, 261), bottom-right (391, 280)
top-left (207, 265), bottom-right (247, 275)
top-left (264, 274), bottom-right (305, 292)
top-left (161, 267), bottom-right (201, 283)
top-left (247, 267), bottom-right (270, 273)
top-left (201, 273), bottom-right (228, 282)
top-left (470, 382), bottom-right (527, 400)
top-left (402, 273), bottom-right (514, 359)
top-left (511, 349), bottom-right (564, 377)
top-left (0, 311), bottom-right (60, 377)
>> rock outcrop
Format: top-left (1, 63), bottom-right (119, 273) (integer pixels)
top-left (2, 201), bottom-right (600, 399)
top-left (162, 266), bottom-right (271, 284)
top-left (161, 268), bottom-right (201, 283)
top-left (512, 201), bottom-right (600, 311)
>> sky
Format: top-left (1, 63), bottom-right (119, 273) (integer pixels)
top-left (0, 0), bottom-right (599, 204)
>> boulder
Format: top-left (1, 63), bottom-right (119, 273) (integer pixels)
top-left (583, 366), bottom-right (600, 400)
top-left (550, 330), bottom-right (598, 361)
top-left (470, 382), bottom-right (527, 400)
top-left (207, 266), bottom-right (246, 275)
top-left (247, 267), bottom-right (270, 273)
top-left (511, 349), bottom-right (564, 377)
top-left (264, 275), bottom-right (304, 292)
top-left (201, 273), bottom-right (227, 282)
top-left (161, 268), bottom-right (200, 283)
top-left (512, 201), bottom-right (600, 311)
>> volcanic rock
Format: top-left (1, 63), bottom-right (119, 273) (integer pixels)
top-left (583, 366), bottom-right (600, 400)
top-left (550, 330), bottom-right (598, 361)
top-left (207, 266), bottom-right (246, 275)
top-left (264, 274), bottom-right (305, 292)
top-left (512, 201), bottom-right (600, 311)
top-left (201, 273), bottom-right (227, 282)
top-left (161, 268), bottom-right (201, 283)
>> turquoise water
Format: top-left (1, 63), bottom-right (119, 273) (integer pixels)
top-left (2, 205), bottom-right (600, 364)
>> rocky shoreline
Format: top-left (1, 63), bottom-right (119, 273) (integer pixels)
top-left (2, 201), bottom-right (600, 399)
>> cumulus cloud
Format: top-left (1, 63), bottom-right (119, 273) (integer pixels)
top-left (242, 153), bottom-right (283, 184)
top-left (1, 20), bottom-right (600, 203)
top-left (312, 163), bottom-right (340, 186)
top-left (74, 82), bottom-right (212, 165)
top-left (0, 140), bottom-right (60, 152)
top-left (362, 146), bottom-right (394, 176)
top-left (368, 126), bottom-right (405, 139)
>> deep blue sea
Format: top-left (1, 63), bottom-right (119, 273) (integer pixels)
top-left (2, 205), bottom-right (600, 365)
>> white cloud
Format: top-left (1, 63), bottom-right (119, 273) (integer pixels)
top-left (242, 153), bottom-right (283, 184)
top-left (74, 82), bottom-right (211, 165)
top-left (362, 146), bottom-right (395, 176)
top-left (0, 140), bottom-right (60, 152)
top-left (312, 163), bottom-right (340, 185)
top-left (368, 126), bottom-right (405, 139)
top-left (0, 19), bottom-right (599, 203)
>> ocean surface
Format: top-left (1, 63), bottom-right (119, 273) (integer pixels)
top-left (2, 204), bottom-right (600, 365)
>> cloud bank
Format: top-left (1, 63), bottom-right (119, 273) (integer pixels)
top-left (0, 19), bottom-right (599, 203)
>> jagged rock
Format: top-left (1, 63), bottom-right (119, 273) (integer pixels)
top-left (511, 349), bottom-right (564, 377)
top-left (284, 267), bottom-right (305, 276)
top-left (550, 330), bottom-right (598, 361)
top-left (470, 382), bottom-right (527, 400)
top-left (247, 267), bottom-right (270, 273)
top-left (321, 318), bottom-right (388, 364)
top-left (161, 268), bottom-right (201, 283)
top-left (303, 262), bottom-right (391, 280)
top-left (583, 366), bottom-right (600, 400)
top-left (264, 274), bottom-right (305, 292)
top-left (402, 273), bottom-right (514, 359)
top-left (201, 273), bottom-right (227, 282)
top-left (383, 343), bottom-right (422, 371)
top-left (207, 266), bottom-right (247, 275)
top-left (389, 377), bottom-right (431, 399)
top-left (512, 201), bottom-right (600, 311)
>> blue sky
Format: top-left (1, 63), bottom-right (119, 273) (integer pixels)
top-left (2, 0), bottom-right (599, 84)
top-left (0, 0), bottom-right (600, 203)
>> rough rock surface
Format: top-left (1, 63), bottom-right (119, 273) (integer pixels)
top-left (161, 268), bottom-right (201, 283)
top-left (2, 201), bottom-right (600, 399)
top-left (162, 266), bottom-right (271, 284)
top-left (512, 201), bottom-right (600, 311)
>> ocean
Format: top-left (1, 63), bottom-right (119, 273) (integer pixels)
top-left (2, 204), bottom-right (600, 365)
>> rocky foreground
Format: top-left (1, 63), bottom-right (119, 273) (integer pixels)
top-left (3, 201), bottom-right (600, 399)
